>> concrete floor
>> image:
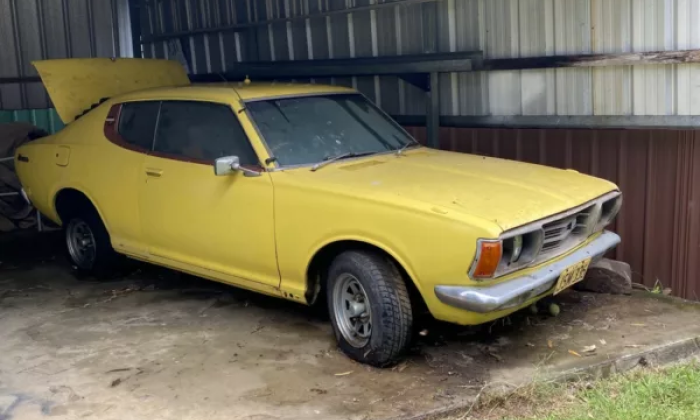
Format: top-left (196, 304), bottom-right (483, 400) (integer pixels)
top-left (2, 231), bottom-right (700, 420)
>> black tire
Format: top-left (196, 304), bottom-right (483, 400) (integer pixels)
top-left (63, 208), bottom-right (122, 278)
top-left (326, 250), bottom-right (413, 367)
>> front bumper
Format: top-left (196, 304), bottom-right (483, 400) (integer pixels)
top-left (434, 231), bottom-right (621, 314)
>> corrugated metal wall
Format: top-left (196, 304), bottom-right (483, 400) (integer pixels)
top-left (459, 0), bottom-right (700, 117)
top-left (405, 125), bottom-right (700, 300)
top-left (0, 0), bottom-right (133, 110)
top-left (140, 0), bottom-right (438, 116)
top-left (0, 109), bottom-right (64, 134)
top-left (142, 0), bottom-right (700, 118)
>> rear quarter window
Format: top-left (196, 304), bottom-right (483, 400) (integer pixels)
top-left (118, 102), bottom-right (160, 150)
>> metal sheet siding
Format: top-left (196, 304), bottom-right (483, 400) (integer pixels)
top-left (138, 0), bottom-right (698, 117)
top-left (0, 108), bottom-right (64, 134)
top-left (429, 0), bottom-right (699, 118)
top-left (0, 0), bottom-right (132, 110)
top-left (404, 125), bottom-right (700, 300)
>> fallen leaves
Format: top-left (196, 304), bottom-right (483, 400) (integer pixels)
top-left (568, 350), bottom-right (582, 357)
top-left (488, 352), bottom-right (504, 362)
top-left (392, 362), bottom-right (409, 372)
top-left (581, 345), bottom-right (597, 354)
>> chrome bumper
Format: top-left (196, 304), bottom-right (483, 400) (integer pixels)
top-left (434, 231), bottom-right (621, 314)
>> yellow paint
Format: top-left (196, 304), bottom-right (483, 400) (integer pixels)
top-left (33, 58), bottom-right (190, 124)
top-left (16, 62), bottom-right (620, 326)
top-left (55, 146), bottom-right (70, 167)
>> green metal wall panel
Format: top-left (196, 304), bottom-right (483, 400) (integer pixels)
top-left (0, 109), bottom-right (64, 134)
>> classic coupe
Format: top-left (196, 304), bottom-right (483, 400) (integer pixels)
top-left (15, 58), bottom-right (622, 366)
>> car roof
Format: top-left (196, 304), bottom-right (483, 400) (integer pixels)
top-left (112, 82), bottom-right (358, 104)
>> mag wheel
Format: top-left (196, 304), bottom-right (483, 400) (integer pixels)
top-left (327, 250), bottom-right (413, 367)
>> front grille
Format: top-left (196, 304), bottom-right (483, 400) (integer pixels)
top-left (539, 204), bottom-right (596, 260)
top-left (488, 192), bottom-right (622, 279)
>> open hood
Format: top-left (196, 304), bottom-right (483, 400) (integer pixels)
top-left (33, 58), bottom-right (190, 124)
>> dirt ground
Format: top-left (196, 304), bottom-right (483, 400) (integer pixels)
top-left (2, 231), bottom-right (700, 420)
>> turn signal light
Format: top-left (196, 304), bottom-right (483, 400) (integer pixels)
top-left (472, 240), bottom-right (503, 278)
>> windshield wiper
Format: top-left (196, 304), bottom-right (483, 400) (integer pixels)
top-left (311, 151), bottom-right (376, 172)
top-left (395, 137), bottom-right (421, 156)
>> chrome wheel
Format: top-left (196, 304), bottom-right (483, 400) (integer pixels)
top-left (333, 273), bottom-right (372, 348)
top-left (66, 219), bottom-right (97, 269)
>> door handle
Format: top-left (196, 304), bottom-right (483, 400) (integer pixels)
top-left (145, 168), bottom-right (163, 177)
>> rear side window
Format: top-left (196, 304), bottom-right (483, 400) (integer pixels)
top-left (154, 101), bottom-right (258, 164)
top-left (118, 102), bottom-right (160, 150)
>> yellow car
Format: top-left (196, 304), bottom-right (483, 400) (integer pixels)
top-left (16, 59), bottom-right (622, 366)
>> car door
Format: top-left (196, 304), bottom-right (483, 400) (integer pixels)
top-left (98, 100), bottom-right (161, 257)
top-left (139, 100), bottom-right (279, 288)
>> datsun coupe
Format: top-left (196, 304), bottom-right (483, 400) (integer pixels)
top-left (15, 58), bottom-right (622, 366)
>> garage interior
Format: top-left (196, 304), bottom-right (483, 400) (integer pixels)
top-left (3, 0), bottom-right (700, 298)
top-left (2, 1), bottom-right (700, 419)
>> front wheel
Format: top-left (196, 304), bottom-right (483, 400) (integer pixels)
top-left (326, 250), bottom-right (413, 367)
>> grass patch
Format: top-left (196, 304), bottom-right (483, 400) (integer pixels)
top-left (451, 361), bottom-right (700, 420)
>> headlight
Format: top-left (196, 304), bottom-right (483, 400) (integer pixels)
top-left (507, 235), bottom-right (523, 263)
top-left (600, 195), bottom-right (622, 226)
top-left (586, 204), bottom-right (602, 236)
top-left (470, 230), bottom-right (543, 279)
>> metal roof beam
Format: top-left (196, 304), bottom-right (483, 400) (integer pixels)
top-left (189, 52), bottom-right (481, 82)
top-left (393, 115), bottom-right (700, 130)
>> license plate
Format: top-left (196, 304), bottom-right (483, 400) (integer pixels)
top-left (553, 258), bottom-right (591, 295)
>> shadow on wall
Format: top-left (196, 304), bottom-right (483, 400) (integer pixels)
top-left (405, 125), bottom-right (700, 302)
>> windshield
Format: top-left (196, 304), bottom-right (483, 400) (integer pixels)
top-left (246, 94), bottom-right (416, 166)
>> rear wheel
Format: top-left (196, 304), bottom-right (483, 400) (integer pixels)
top-left (64, 209), bottom-right (121, 278)
top-left (327, 250), bottom-right (413, 367)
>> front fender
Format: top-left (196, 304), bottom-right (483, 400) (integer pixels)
top-left (305, 232), bottom-right (424, 296)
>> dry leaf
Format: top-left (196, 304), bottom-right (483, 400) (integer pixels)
top-left (568, 350), bottom-right (582, 357)
top-left (393, 362), bottom-right (409, 373)
top-left (334, 371), bottom-right (353, 376)
top-left (547, 340), bottom-right (553, 348)
top-left (581, 345), bottom-right (597, 353)
top-left (630, 323), bottom-right (646, 327)
top-left (488, 352), bottom-right (503, 362)
top-left (599, 339), bottom-right (607, 345)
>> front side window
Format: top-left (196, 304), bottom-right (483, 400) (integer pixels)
top-left (246, 94), bottom-right (415, 166)
top-left (118, 101), bottom-right (160, 150)
top-left (154, 101), bottom-right (259, 165)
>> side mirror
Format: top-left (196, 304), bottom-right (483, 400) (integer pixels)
top-left (214, 156), bottom-right (261, 177)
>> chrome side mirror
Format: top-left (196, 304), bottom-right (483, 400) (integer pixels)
top-left (214, 156), bottom-right (261, 177)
